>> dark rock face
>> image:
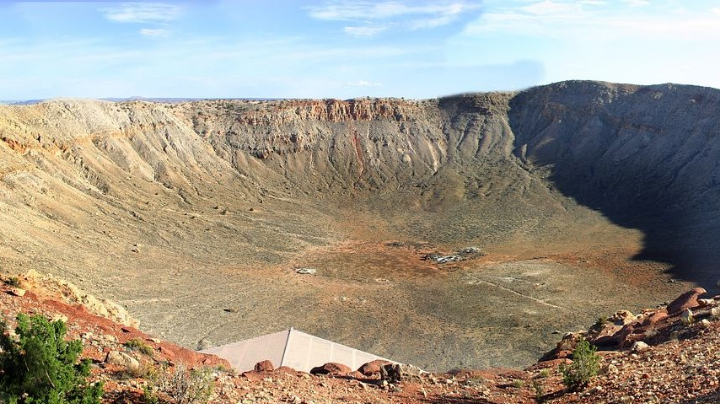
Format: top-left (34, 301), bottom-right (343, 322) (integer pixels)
top-left (509, 81), bottom-right (720, 286)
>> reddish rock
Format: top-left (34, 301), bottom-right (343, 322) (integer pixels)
top-left (254, 360), bottom-right (275, 372)
top-left (667, 287), bottom-right (706, 314)
top-left (241, 371), bottom-right (264, 382)
top-left (277, 366), bottom-right (299, 374)
top-left (159, 346), bottom-right (176, 359)
top-left (643, 310), bottom-right (668, 326)
top-left (347, 371), bottom-right (365, 379)
top-left (358, 359), bottom-right (393, 376)
top-left (555, 349), bottom-right (573, 359)
top-left (591, 324), bottom-right (623, 347)
top-left (615, 324), bottom-right (637, 349)
top-left (310, 362), bottom-right (352, 376)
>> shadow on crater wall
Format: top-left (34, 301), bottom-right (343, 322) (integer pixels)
top-left (507, 80), bottom-right (720, 289)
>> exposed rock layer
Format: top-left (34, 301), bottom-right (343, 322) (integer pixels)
top-left (0, 81), bottom-right (713, 369)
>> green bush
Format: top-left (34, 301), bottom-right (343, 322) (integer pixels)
top-left (0, 313), bottom-right (103, 404)
top-left (125, 338), bottom-right (154, 357)
top-left (559, 338), bottom-right (601, 392)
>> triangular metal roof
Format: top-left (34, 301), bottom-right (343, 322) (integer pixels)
top-left (200, 327), bottom-right (393, 373)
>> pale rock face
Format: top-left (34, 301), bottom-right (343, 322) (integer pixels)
top-left (105, 350), bottom-right (140, 372)
top-left (631, 341), bottom-right (650, 352)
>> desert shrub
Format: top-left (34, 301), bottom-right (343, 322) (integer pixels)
top-left (147, 363), bottom-right (213, 404)
top-left (0, 313), bottom-right (104, 404)
top-left (125, 338), bottom-right (154, 356)
top-left (559, 338), bottom-right (601, 392)
top-left (125, 361), bottom-right (156, 380)
top-left (4, 276), bottom-right (21, 287)
top-left (532, 379), bottom-right (546, 403)
top-left (142, 385), bottom-right (160, 404)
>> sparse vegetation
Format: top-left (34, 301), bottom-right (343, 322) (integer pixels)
top-left (4, 276), bottom-right (21, 287)
top-left (143, 385), bottom-right (160, 404)
top-left (594, 315), bottom-right (608, 328)
top-left (0, 313), bottom-right (104, 404)
top-left (147, 363), bottom-right (214, 404)
top-left (512, 379), bottom-right (524, 388)
top-left (560, 338), bottom-right (601, 392)
top-left (538, 368), bottom-right (551, 378)
top-left (125, 337), bottom-right (154, 356)
top-left (125, 361), bottom-right (155, 380)
top-left (532, 379), bottom-right (546, 403)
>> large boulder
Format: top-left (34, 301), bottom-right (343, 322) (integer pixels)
top-left (310, 362), bottom-right (352, 376)
top-left (667, 287), bottom-right (706, 314)
top-left (105, 351), bottom-right (140, 372)
top-left (380, 363), bottom-right (425, 382)
top-left (358, 359), bottom-right (393, 376)
top-left (254, 360), bottom-right (275, 372)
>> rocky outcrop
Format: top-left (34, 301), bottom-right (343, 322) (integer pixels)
top-left (667, 287), bottom-right (706, 314)
top-left (509, 81), bottom-right (720, 284)
top-left (20, 270), bottom-right (140, 328)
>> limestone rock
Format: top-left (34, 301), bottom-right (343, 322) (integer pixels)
top-left (106, 351), bottom-right (140, 372)
top-left (632, 341), bottom-right (650, 352)
top-left (22, 270), bottom-right (140, 328)
top-left (381, 363), bottom-right (425, 382)
top-left (698, 298), bottom-right (715, 307)
top-left (610, 310), bottom-right (635, 325)
top-left (681, 309), bottom-right (694, 325)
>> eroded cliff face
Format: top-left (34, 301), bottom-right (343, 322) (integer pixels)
top-left (510, 81), bottom-right (720, 283)
top-left (0, 81), bottom-right (712, 370)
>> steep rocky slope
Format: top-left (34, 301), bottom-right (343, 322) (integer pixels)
top-left (510, 81), bottom-right (720, 285)
top-left (4, 273), bottom-right (720, 404)
top-left (0, 81), bottom-right (714, 370)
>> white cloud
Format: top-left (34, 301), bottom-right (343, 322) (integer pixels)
top-left (463, 0), bottom-right (720, 40)
top-left (101, 2), bottom-right (182, 23)
top-left (623, 0), bottom-right (649, 6)
top-left (347, 80), bottom-right (382, 87)
top-left (344, 26), bottom-right (389, 37)
top-left (307, 1), bottom-right (480, 33)
top-left (140, 28), bottom-right (169, 38)
top-left (521, 1), bottom-right (579, 15)
top-left (712, 7), bottom-right (720, 16)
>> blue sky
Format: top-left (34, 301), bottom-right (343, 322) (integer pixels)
top-left (1, 0), bottom-right (719, 99)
